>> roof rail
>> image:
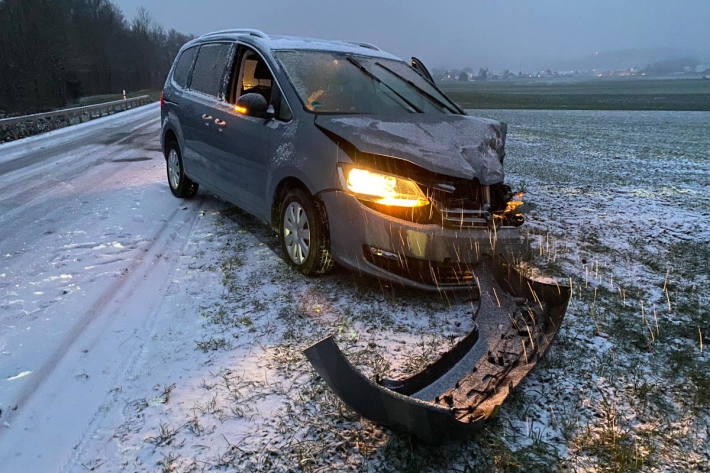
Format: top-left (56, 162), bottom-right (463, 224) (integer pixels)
top-left (345, 41), bottom-right (381, 51)
top-left (200, 29), bottom-right (268, 39)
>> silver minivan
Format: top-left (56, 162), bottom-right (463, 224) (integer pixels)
top-left (160, 29), bottom-right (524, 290)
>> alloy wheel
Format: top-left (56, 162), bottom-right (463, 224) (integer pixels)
top-left (283, 201), bottom-right (311, 265)
top-left (168, 148), bottom-right (180, 190)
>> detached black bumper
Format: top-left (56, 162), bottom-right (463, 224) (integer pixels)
top-left (304, 258), bottom-right (570, 443)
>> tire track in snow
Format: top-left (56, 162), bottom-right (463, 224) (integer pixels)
top-left (0, 197), bottom-right (205, 471)
top-left (0, 102), bottom-right (208, 471)
top-left (1, 201), bottom-right (185, 410)
top-left (0, 114), bottom-right (161, 226)
top-left (60, 199), bottom-right (210, 473)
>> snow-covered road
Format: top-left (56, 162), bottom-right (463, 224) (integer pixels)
top-left (0, 104), bottom-right (203, 470)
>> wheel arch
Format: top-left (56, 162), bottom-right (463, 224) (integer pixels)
top-left (162, 128), bottom-right (179, 159)
top-left (270, 176), bottom-right (313, 232)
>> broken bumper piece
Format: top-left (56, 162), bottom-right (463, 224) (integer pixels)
top-left (304, 258), bottom-right (570, 443)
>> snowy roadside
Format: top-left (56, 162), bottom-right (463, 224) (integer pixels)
top-left (61, 201), bottom-right (479, 472)
top-left (66, 109), bottom-right (709, 472)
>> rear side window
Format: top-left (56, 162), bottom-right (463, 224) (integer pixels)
top-left (190, 43), bottom-right (232, 97)
top-left (172, 47), bottom-right (197, 88)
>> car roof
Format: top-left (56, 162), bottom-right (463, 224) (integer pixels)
top-left (186, 29), bottom-right (402, 61)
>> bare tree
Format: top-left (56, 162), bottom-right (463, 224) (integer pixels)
top-left (0, 0), bottom-right (192, 114)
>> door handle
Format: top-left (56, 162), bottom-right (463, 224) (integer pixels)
top-left (201, 113), bottom-right (213, 121)
top-left (214, 118), bottom-right (226, 127)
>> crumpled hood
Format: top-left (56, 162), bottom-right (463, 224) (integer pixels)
top-left (315, 113), bottom-right (507, 184)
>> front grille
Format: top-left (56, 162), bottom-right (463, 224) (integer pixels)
top-left (423, 181), bottom-right (521, 230)
top-left (427, 185), bottom-right (491, 230)
top-left (437, 205), bottom-right (490, 229)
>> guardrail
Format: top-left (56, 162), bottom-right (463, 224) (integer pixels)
top-left (0, 95), bottom-right (153, 143)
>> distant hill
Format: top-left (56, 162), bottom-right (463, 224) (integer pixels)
top-left (643, 57), bottom-right (701, 75)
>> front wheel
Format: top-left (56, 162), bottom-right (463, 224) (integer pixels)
top-left (279, 188), bottom-right (333, 275)
top-left (165, 141), bottom-right (198, 198)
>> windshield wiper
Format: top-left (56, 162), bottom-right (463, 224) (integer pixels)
top-left (376, 62), bottom-right (463, 114)
top-left (346, 56), bottom-right (422, 113)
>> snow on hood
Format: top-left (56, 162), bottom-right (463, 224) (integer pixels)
top-left (315, 113), bottom-right (507, 184)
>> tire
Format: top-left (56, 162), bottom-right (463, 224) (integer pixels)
top-left (279, 187), bottom-right (333, 275)
top-left (165, 140), bottom-right (198, 198)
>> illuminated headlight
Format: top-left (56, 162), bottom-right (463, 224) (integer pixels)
top-left (338, 165), bottom-right (429, 208)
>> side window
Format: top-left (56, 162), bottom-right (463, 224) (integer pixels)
top-left (189, 43), bottom-right (232, 97)
top-left (227, 46), bottom-right (292, 121)
top-left (172, 47), bottom-right (197, 88)
top-left (229, 47), bottom-right (273, 104)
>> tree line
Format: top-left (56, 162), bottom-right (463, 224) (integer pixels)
top-left (0, 0), bottom-right (192, 115)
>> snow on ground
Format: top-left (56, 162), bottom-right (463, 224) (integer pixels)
top-left (0, 106), bottom-right (708, 472)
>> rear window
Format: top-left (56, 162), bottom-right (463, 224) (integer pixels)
top-left (190, 43), bottom-right (232, 97)
top-left (172, 47), bottom-right (197, 88)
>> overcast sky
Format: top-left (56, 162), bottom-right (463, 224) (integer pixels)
top-left (114, 0), bottom-right (710, 71)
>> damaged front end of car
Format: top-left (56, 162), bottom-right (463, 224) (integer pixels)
top-left (305, 113), bottom-right (570, 441)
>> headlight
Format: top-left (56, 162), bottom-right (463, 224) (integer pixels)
top-left (338, 166), bottom-right (429, 207)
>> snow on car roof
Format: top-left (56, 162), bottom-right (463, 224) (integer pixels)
top-left (265, 35), bottom-right (400, 59)
top-left (194, 30), bottom-right (401, 60)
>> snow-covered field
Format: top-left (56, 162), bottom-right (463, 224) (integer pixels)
top-left (0, 105), bottom-right (707, 472)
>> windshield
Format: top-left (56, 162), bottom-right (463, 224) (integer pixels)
top-left (275, 50), bottom-right (457, 114)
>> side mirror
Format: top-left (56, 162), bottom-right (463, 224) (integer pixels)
top-left (235, 93), bottom-right (271, 118)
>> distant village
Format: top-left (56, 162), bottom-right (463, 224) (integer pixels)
top-left (434, 57), bottom-right (710, 82)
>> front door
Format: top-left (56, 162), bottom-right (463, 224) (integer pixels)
top-left (210, 46), bottom-right (277, 218)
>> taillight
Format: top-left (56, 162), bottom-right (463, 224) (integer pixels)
top-left (160, 90), bottom-right (164, 109)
